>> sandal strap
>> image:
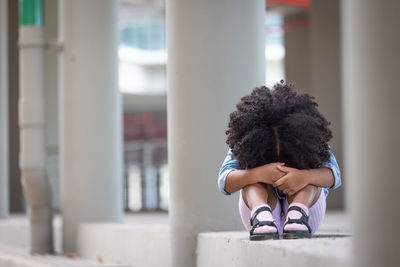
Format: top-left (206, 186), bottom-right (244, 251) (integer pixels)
top-left (287, 205), bottom-right (308, 218)
top-left (249, 206), bottom-right (278, 236)
top-left (250, 206), bottom-right (272, 226)
top-left (250, 220), bottom-right (278, 235)
top-left (284, 206), bottom-right (312, 233)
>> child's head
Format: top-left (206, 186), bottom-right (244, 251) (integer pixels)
top-left (226, 81), bottom-right (332, 170)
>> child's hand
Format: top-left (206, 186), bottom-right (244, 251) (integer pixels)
top-left (251, 162), bottom-right (287, 185)
top-left (273, 165), bottom-right (311, 196)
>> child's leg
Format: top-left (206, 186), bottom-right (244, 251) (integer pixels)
top-left (242, 182), bottom-right (277, 210)
top-left (284, 185), bottom-right (326, 234)
top-left (287, 184), bottom-right (321, 206)
top-left (239, 183), bottom-right (281, 234)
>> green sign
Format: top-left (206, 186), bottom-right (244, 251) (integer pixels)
top-left (19, 0), bottom-right (44, 27)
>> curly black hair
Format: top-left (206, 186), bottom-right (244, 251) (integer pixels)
top-left (226, 81), bottom-right (332, 170)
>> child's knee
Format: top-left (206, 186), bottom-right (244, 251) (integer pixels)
top-left (242, 183), bottom-right (277, 208)
top-left (243, 182), bottom-right (270, 192)
top-left (302, 184), bottom-right (320, 195)
top-left (288, 185), bottom-right (321, 205)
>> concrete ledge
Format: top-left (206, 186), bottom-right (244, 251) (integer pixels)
top-left (77, 213), bottom-right (170, 267)
top-left (0, 243), bottom-right (129, 267)
top-left (0, 215), bottom-right (30, 249)
top-left (0, 213), bottom-right (169, 267)
top-left (197, 212), bottom-right (352, 267)
top-left (0, 215), bottom-right (62, 252)
top-left (197, 231), bottom-right (351, 267)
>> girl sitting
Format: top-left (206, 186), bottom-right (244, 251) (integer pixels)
top-left (218, 82), bottom-right (341, 240)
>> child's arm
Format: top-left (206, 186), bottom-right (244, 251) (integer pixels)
top-left (225, 163), bottom-right (285, 194)
top-left (307, 167), bottom-right (336, 188)
top-left (274, 151), bottom-right (341, 196)
top-left (273, 166), bottom-right (334, 196)
top-left (218, 149), bottom-right (285, 195)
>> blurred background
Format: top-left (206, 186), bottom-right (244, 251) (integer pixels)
top-left (5, 0), bottom-right (343, 215)
top-left (1, 0), bottom-right (398, 267)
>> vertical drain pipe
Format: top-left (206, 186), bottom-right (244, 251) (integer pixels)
top-left (19, 0), bottom-right (54, 254)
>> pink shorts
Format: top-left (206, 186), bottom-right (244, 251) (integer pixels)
top-left (239, 189), bottom-right (326, 235)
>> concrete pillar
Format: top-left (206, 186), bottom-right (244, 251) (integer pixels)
top-left (284, 12), bottom-right (311, 94)
top-left (310, 0), bottom-right (344, 209)
top-left (342, 1), bottom-right (400, 266)
top-left (8, 0), bottom-right (24, 213)
top-left (59, 0), bottom-right (122, 253)
top-left (0, 0), bottom-right (9, 218)
top-left (167, 1), bottom-right (265, 266)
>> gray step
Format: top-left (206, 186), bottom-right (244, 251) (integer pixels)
top-left (197, 231), bottom-right (352, 267)
top-left (0, 244), bottom-right (129, 267)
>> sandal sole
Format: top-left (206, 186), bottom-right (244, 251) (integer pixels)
top-left (250, 233), bottom-right (279, 241)
top-left (283, 231), bottom-right (312, 239)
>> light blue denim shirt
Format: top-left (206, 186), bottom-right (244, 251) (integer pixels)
top-left (218, 149), bottom-right (341, 197)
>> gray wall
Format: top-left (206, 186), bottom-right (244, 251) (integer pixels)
top-left (284, 1), bottom-right (344, 209)
top-left (310, 0), bottom-right (343, 210)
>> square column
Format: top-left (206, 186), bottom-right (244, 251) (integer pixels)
top-left (59, 0), bottom-right (123, 253)
top-left (342, 0), bottom-right (400, 266)
top-left (167, 0), bottom-right (265, 266)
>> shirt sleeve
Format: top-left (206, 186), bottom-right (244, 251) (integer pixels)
top-left (218, 149), bottom-right (240, 195)
top-left (320, 150), bottom-right (342, 190)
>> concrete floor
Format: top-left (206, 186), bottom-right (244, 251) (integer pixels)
top-left (0, 211), bottom-right (350, 267)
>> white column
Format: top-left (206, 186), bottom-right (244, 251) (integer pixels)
top-left (342, 1), bottom-right (400, 266)
top-left (59, 0), bottom-right (122, 253)
top-left (0, 0), bottom-right (8, 218)
top-left (167, 1), bottom-right (265, 266)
